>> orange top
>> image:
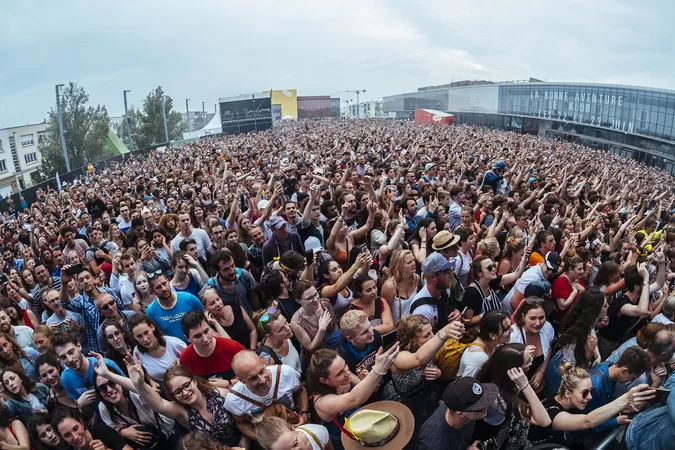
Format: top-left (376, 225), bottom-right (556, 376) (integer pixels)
top-left (528, 251), bottom-right (544, 267)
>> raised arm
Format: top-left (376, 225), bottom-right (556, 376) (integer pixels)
top-left (349, 201), bottom-right (376, 241)
top-left (394, 322), bottom-right (464, 371)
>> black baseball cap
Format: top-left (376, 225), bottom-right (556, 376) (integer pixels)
top-left (545, 251), bottom-right (561, 271)
top-left (443, 377), bottom-right (499, 412)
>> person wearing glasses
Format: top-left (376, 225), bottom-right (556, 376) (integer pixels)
top-left (527, 364), bottom-right (655, 448)
top-left (290, 280), bottom-right (336, 355)
top-left (90, 354), bottom-right (176, 450)
top-left (107, 354), bottom-right (244, 449)
top-left (462, 255), bottom-right (528, 327)
top-left (128, 314), bottom-right (185, 390)
top-left (95, 293), bottom-right (136, 353)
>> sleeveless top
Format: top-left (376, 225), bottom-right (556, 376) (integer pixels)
top-left (330, 286), bottom-right (353, 319)
top-left (391, 277), bottom-right (420, 324)
top-left (346, 299), bottom-right (385, 327)
top-left (467, 281), bottom-right (501, 315)
top-left (187, 391), bottom-right (238, 447)
top-left (333, 244), bottom-right (350, 272)
top-left (220, 304), bottom-right (251, 349)
top-left (317, 390), bottom-right (358, 450)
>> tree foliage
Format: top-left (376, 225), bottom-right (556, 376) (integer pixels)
top-left (36, 82), bottom-right (111, 182)
top-left (118, 86), bottom-right (185, 149)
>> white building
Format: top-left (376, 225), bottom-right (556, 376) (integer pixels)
top-left (0, 122), bottom-right (48, 191)
top-left (344, 101), bottom-right (384, 119)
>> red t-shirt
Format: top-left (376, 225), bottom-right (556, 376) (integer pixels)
top-left (180, 336), bottom-right (246, 380)
top-left (551, 276), bottom-right (585, 321)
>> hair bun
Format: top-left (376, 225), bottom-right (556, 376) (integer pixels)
top-left (559, 361), bottom-right (575, 375)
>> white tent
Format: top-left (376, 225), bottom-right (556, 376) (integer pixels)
top-left (182, 113), bottom-right (222, 140)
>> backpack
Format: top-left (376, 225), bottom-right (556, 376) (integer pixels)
top-left (410, 297), bottom-right (448, 331)
top-left (435, 340), bottom-right (487, 381)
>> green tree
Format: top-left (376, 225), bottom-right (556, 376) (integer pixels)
top-left (139, 86), bottom-right (185, 147)
top-left (36, 82), bottom-right (111, 182)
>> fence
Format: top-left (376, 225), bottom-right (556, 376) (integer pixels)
top-left (0, 143), bottom-right (166, 213)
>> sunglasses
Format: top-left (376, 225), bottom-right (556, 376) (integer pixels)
top-left (147, 270), bottom-right (164, 280)
top-left (485, 264), bottom-right (495, 272)
top-left (97, 380), bottom-right (117, 393)
top-left (100, 300), bottom-right (116, 311)
top-left (580, 388), bottom-right (593, 399)
top-left (258, 307), bottom-right (278, 328)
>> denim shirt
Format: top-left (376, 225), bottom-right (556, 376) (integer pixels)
top-left (626, 371), bottom-right (675, 450)
top-left (587, 363), bottom-right (618, 431)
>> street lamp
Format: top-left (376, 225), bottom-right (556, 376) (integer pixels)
top-left (123, 90), bottom-right (133, 151)
top-left (55, 84), bottom-right (71, 172)
top-left (161, 95), bottom-right (170, 144)
top-left (202, 101), bottom-right (207, 129)
top-left (186, 99), bottom-right (191, 132)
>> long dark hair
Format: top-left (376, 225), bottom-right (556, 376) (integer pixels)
top-left (100, 319), bottom-right (134, 356)
top-left (307, 349), bottom-right (340, 396)
top-left (553, 286), bottom-right (605, 369)
top-left (477, 343), bottom-right (531, 419)
top-left (93, 372), bottom-right (140, 425)
top-left (28, 413), bottom-right (65, 450)
top-left (1, 367), bottom-right (37, 400)
top-left (128, 314), bottom-right (166, 354)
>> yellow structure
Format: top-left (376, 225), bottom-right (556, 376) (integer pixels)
top-left (270, 89), bottom-right (298, 120)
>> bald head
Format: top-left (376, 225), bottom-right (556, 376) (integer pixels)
top-left (649, 330), bottom-right (675, 363)
top-left (96, 293), bottom-right (117, 318)
top-left (231, 350), bottom-right (272, 396)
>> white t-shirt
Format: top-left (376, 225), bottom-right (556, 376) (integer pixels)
top-left (298, 424), bottom-right (330, 450)
top-left (260, 339), bottom-right (302, 374)
top-left (509, 322), bottom-right (555, 358)
top-left (457, 346), bottom-right (489, 378)
top-left (170, 228), bottom-right (212, 260)
top-left (224, 364), bottom-right (301, 418)
top-left (13, 325), bottom-right (34, 349)
top-left (652, 313), bottom-right (673, 325)
top-left (133, 336), bottom-right (186, 382)
top-left (502, 264), bottom-right (545, 314)
top-left (99, 391), bottom-right (175, 437)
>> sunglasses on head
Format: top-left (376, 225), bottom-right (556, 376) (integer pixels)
top-left (147, 270), bottom-right (163, 280)
top-left (258, 307), bottom-right (278, 328)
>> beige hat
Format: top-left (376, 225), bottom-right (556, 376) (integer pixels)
top-left (342, 401), bottom-right (414, 450)
top-left (432, 230), bottom-right (460, 250)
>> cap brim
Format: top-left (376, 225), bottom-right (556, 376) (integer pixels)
top-left (464, 383), bottom-right (500, 412)
top-left (432, 234), bottom-right (460, 250)
top-left (342, 401), bottom-right (414, 450)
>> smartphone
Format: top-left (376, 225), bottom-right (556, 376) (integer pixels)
top-left (65, 263), bottom-right (84, 277)
top-left (652, 388), bottom-right (670, 404)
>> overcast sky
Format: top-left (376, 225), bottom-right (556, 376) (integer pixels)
top-left (1, 0), bottom-right (673, 126)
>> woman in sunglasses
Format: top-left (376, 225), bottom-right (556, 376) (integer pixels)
top-left (256, 309), bottom-right (302, 373)
top-left (128, 314), bottom-right (185, 390)
top-left (91, 354), bottom-right (176, 449)
top-left (96, 354), bottom-right (243, 449)
top-left (0, 367), bottom-right (49, 421)
top-left (527, 364), bottom-right (655, 448)
top-left (463, 255), bottom-right (528, 327)
top-left (510, 302), bottom-right (554, 393)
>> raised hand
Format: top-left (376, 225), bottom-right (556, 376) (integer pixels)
top-left (507, 367), bottom-right (529, 391)
top-left (372, 342), bottom-right (400, 375)
top-left (89, 352), bottom-right (111, 378)
top-left (318, 309), bottom-right (332, 331)
top-left (123, 354), bottom-right (145, 388)
top-left (440, 320), bottom-right (465, 340)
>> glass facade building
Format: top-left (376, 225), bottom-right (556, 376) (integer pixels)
top-left (383, 82), bottom-right (675, 173)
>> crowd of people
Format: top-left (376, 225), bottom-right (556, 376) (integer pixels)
top-left (0, 118), bottom-right (673, 450)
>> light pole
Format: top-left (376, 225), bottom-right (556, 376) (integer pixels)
top-left (161, 95), bottom-right (170, 144)
top-left (185, 99), bottom-right (191, 132)
top-left (123, 90), bottom-right (133, 151)
top-left (55, 84), bottom-right (71, 172)
top-left (202, 101), bottom-right (207, 129)
top-left (214, 103), bottom-right (218, 114)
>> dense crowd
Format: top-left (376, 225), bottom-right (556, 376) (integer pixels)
top-left (0, 118), bottom-right (673, 450)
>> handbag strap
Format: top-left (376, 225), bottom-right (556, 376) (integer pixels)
top-left (331, 416), bottom-right (357, 441)
top-left (272, 364), bottom-right (282, 401)
top-left (299, 427), bottom-right (325, 450)
top-left (228, 389), bottom-right (266, 408)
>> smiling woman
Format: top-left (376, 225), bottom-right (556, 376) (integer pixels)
top-left (52, 407), bottom-right (132, 450)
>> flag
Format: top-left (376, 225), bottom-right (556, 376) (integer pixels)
top-left (56, 172), bottom-right (62, 192)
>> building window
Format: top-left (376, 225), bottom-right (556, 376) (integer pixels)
top-left (38, 131), bottom-right (47, 144)
top-left (20, 134), bottom-right (34, 147)
top-left (0, 160), bottom-right (7, 173)
top-left (24, 152), bottom-right (38, 164)
top-left (0, 140), bottom-right (3, 152)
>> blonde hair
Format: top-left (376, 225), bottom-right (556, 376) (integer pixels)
top-left (557, 362), bottom-right (590, 397)
top-left (477, 237), bottom-right (500, 259)
top-left (340, 310), bottom-right (368, 338)
top-left (390, 250), bottom-right (414, 283)
top-left (255, 417), bottom-right (294, 450)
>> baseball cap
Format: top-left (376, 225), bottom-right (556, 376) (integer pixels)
top-left (492, 160), bottom-right (507, 170)
top-left (544, 252), bottom-right (561, 271)
top-left (269, 216), bottom-right (287, 231)
top-left (258, 199), bottom-right (270, 210)
top-left (304, 236), bottom-right (324, 254)
top-left (424, 163), bottom-right (436, 171)
top-left (421, 253), bottom-right (452, 275)
top-left (524, 280), bottom-right (551, 298)
top-left (443, 377), bottom-right (499, 412)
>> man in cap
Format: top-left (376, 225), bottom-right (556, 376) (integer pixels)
top-left (261, 216), bottom-right (304, 265)
top-left (482, 160), bottom-right (508, 194)
top-left (504, 251), bottom-right (561, 314)
top-left (407, 253), bottom-right (461, 330)
top-left (418, 377), bottom-right (499, 450)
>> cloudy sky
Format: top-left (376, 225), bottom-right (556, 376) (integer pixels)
top-left (1, 0), bottom-right (673, 126)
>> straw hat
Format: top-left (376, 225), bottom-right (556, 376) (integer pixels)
top-left (431, 230), bottom-right (460, 250)
top-left (341, 401), bottom-right (414, 450)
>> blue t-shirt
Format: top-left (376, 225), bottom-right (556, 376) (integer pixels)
top-left (146, 291), bottom-right (203, 343)
top-left (61, 356), bottom-right (123, 400)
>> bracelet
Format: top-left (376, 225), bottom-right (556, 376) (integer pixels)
top-left (518, 382), bottom-right (531, 393)
top-left (435, 331), bottom-right (448, 343)
top-left (301, 410), bottom-right (310, 415)
top-left (372, 368), bottom-right (387, 376)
